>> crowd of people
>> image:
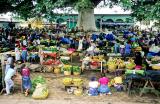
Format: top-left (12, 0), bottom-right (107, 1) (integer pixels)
top-left (1, 26), bottom-right (160, 96)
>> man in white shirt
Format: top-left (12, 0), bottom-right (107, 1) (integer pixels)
top-left (4, 65), bottom-right (16, 95)
top-left (5, 54), bottom-right (13, 74)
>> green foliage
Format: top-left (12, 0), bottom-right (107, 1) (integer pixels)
top-left (75, 0), bottom-right (94, 10)
top-left (72, 66), bottom-right (80, 72)
top-left (31, 76), bottom-right (46, 93)
top-left (2, 0), bottom-right (160, 22)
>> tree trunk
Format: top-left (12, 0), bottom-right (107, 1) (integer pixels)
top-left (77, 8), bottom-right (97, 31)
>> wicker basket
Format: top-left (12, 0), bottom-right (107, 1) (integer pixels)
top-left (73, 72), bottom-right (80, 76)
top-left (54, 67), bottom-right (61, 74)
top-left (74, 89), bottom-right (83, 96)
top-left (73, 78), bottom-right (83, 86)
top-left (64, 71), bottom-right (71, 76)
top-left (62, 78), bottom-right (72, 86)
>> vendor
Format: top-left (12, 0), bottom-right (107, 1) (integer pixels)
top-left (88, 77), bottom-right (99, 96)
top-left (86, 41), bottom-right (96, 56)
top-left (125, 41), bottom-right (131, 56)
top-left (134, 52), bottom-right (143, 69)
top-left (98, 74), bottom-right (111, 95)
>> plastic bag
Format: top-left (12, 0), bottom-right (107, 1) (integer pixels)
top-left (32, 83), bottom-right (49, 99)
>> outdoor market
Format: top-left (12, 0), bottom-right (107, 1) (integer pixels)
top-left (0, 0), bottom-right (160, 104)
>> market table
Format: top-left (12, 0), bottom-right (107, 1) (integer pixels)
top-left (81, 59), bottom-right (104, 73)
top-left (140, 70), bottom-right (160, 97)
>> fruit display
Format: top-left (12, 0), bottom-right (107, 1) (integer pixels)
top-left (62, 78), bottom-right (83, 86)
top-left (63, 65), bottom-right (72, 71)
top-left (72, 78), bottom-right (83, 86)
top-left (107, 58), bottom-right (125, 72)
top-left (62, 78), bottom-right (72, 85)
top-left (72, 66), bottom-right (81, 75)
top-left (152, 65), bottom-right (160, 70)
top-left (125, 58), bottom-right (136, 70)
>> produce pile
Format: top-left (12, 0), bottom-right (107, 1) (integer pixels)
top-left (31, 76), bottom-right (49, 99)
top-left (42, 46), bottom-right (57, 52)
top-left (62, 65), bottom-right (81, 75)
top-left (62, 77), bottom-right (83, 86)
top-left (107, 58), bottom-right (125, 72)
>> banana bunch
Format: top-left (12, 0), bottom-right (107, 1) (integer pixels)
top-left (62, 78), bottom-right (72, 85)
top-left (107, 59), bottom-right (117, 72)
top-left (72, 78), bottom-right (83, 86)
top-left (116, 59), bottom-right (125, 69)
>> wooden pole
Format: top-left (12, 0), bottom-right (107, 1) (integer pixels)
top-left (1, 54), bottom-right (5, 88)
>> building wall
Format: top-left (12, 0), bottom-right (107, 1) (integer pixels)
top-left (55, 14), bottom-right (134, 29)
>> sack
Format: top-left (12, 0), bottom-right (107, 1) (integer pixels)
top-left (32, 83), bottom-right (49, 99)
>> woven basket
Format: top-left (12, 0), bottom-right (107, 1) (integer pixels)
top-left (64, 71), bottom-right (71, 76)
top-left (73, 72), bottom-right (80, 76)
top-left (62, 78), bottom-right (72, 86)
top-left (74, 89), bottom-right (83, 96)
top-left (54, 67), bottom-right (61, 74)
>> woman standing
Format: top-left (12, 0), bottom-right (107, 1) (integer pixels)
top-left (21, 45), bottom-right (28, 63)
top-left (15, 45), bottom-right (21, 62)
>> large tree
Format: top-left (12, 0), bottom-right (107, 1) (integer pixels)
top-left (1, 0), bottom-right (159, 31)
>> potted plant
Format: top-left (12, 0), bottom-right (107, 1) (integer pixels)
top-left (72, 66), bottom-right (81, 75)
top-left (63, 65), bottom-right (72, 76)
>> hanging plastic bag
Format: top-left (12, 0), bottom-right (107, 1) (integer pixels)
top-left (32, 83), bottom-right (49, 99)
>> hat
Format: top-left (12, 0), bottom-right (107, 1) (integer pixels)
top-left (90, 77), bottom-right (96, 81)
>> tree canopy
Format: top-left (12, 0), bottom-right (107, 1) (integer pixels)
top-left (0, 0), bottom-right (159, 21)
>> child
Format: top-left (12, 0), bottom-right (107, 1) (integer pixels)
top-left (88, 77), bottom-right (99, 96)
top-left (98, 74), bottom-right (111, 95)
top-left (21, 65), bottom-right (32, 96)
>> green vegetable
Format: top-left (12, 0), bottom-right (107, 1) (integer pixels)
top-left (72, 66), bottom-right (80, 72)
top-left (31, 76), bottom-right (46, 93)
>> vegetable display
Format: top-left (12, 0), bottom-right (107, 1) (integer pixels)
top-left (31, 76), bottom-right (46, 93)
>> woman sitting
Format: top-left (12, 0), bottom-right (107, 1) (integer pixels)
top-left (134, 52), bottom-right (143, 70)
top-left (98, 74), bottom-right (111, 95)
top-left (88, 77), bottom-right (99, 96)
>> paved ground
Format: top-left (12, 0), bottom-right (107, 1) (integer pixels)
top-left (0, 72), bottom-right (160, 104)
